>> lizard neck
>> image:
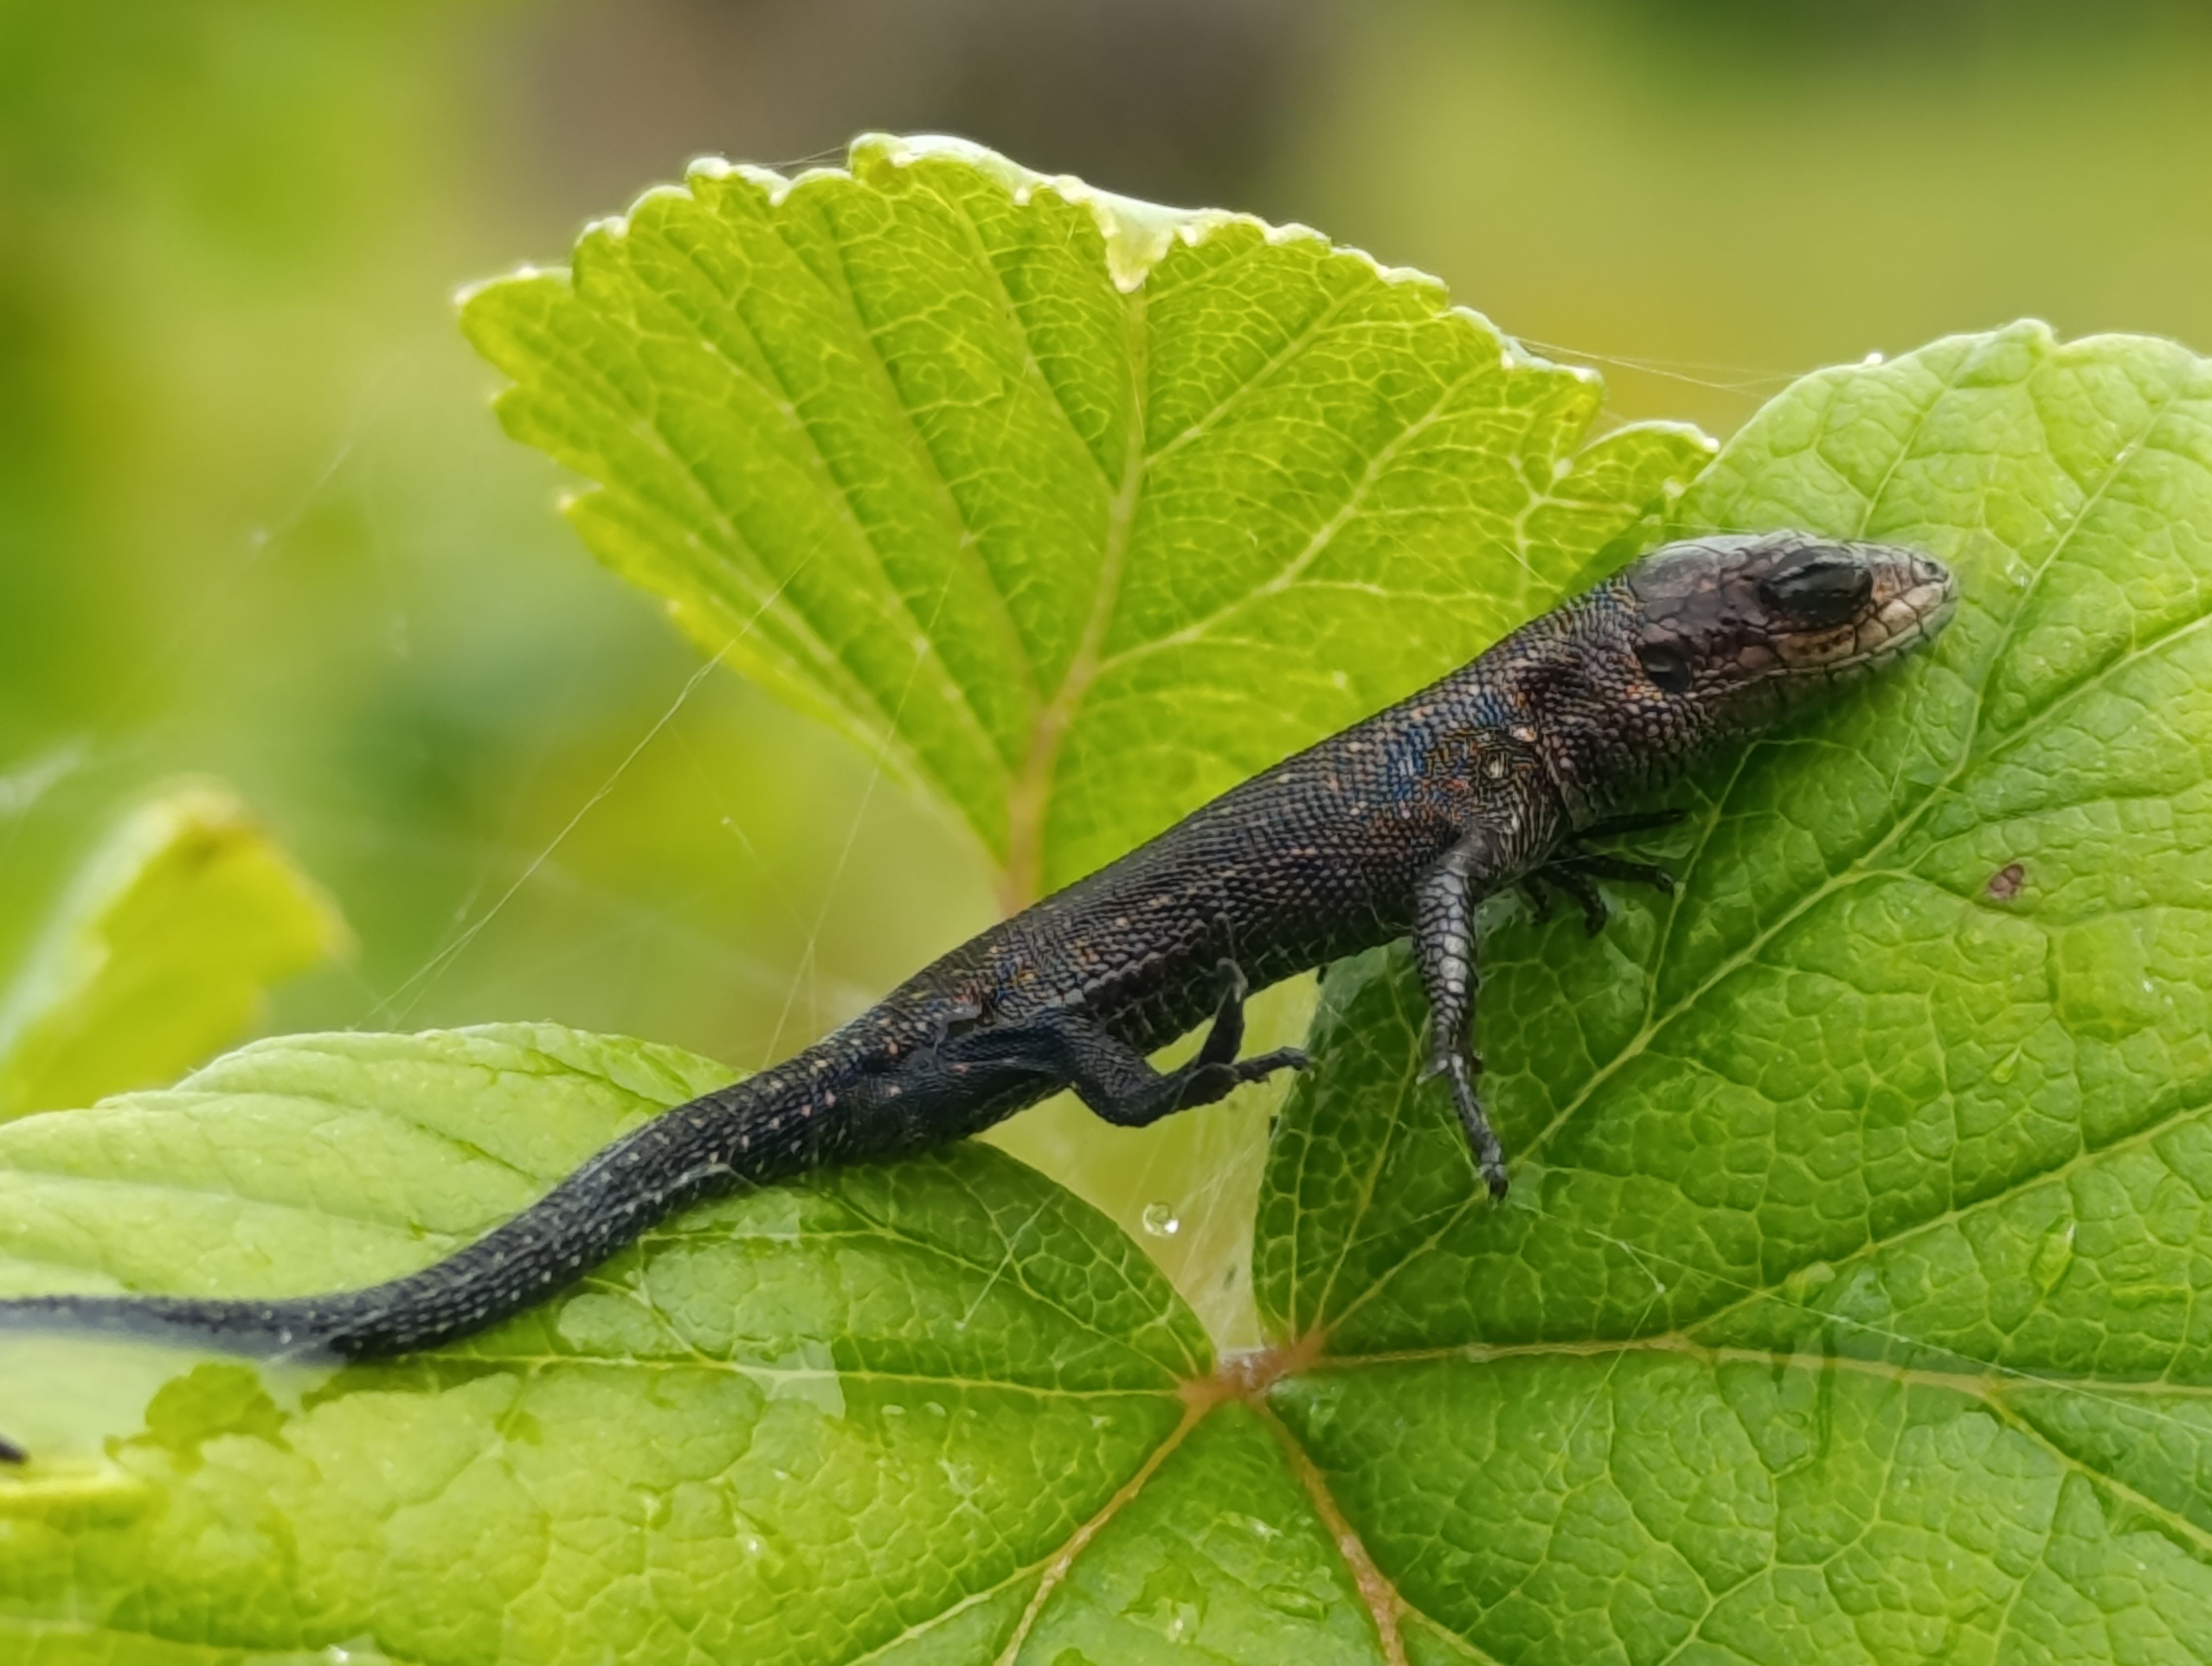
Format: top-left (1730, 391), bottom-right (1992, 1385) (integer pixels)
top-left (1481, 578), bottom-right (1738, 826)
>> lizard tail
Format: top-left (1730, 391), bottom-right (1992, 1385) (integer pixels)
top-left (0, 1055), bottom-right (835, 1373)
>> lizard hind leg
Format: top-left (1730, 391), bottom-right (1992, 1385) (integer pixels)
top-left (1186, 958), bottom-right (1310, 1090)
top-left (966, 960), bottom-right (1307, 1130)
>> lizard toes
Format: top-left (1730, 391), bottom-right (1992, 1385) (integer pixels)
top-left (1239, 1047), bottom-right (1309, 1081)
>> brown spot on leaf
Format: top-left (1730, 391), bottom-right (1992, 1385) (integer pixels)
top-left (1987, 862), bottom-right (2026, 902)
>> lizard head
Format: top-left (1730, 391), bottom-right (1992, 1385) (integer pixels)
top-left (1512, 531), bottom-right (1957, 810)
top-left (1610, 530), bottom-right (1956, 725)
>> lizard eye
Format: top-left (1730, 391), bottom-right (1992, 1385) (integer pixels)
top-left (1635, 639), bottom-right (1694, 694)
top-left (1757, 549), bottom-right (1874, 628)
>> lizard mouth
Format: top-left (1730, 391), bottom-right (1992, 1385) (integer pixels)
top-left (1752, 542), bottom-right (1964, 677)
top-left (1779, 548), bottom-right (1958, 677)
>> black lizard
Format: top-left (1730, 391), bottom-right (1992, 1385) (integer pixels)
top-left (0, 530), bottom-right (1954, 1460)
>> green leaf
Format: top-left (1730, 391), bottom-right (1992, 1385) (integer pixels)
top-left (10, 142), bottom-right (1716, 1663)
top-left (458, 134), bottom-right (1707, 904)
top-left (23, 213), bottom-right (2212, 1665)
top-left (455, 131), bottom-right (1708, 1348)
top-left (1258, 323), bottom-right (2212, 1661)
top-left (0, 784), bottom-right (349, 1120)
top-left (0, 1025), bottom-right (1264, 1664)
top-left (1011, 1401), bottom-right (1388, 1665)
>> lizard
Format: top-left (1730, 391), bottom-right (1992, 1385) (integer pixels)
top-left (0, 530), bottom-right (1955, 1460)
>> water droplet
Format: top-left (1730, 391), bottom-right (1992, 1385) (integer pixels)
top-left (1141, 1202), bottom-right (1181, 1237)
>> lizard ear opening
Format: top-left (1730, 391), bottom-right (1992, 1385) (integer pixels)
top-left (1635, 639), bottom-right (1694, 694)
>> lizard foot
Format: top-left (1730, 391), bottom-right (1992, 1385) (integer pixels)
top-left (1425, 1053), bottom-right (1508, 1199)
top-left (1529, 813), bottom-right (1683, 935)
top-left (1234, 1046), bottom-right (1309, 1083)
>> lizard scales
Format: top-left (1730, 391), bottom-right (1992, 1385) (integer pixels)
top-left (0, 531), bottom-right (1956, 1445)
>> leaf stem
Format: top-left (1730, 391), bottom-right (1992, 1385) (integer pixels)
top-left (997, 285), bottom-right (1151, 913)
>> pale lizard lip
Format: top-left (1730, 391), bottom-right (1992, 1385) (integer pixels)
top-left (1771, 547), bottom-right (1956, 678)
top-left (1857, 550), bottom-right (1958, 665)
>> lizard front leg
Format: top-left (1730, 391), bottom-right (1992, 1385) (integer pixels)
top-left (1524, 809), bottom-right (1682, 934)
top-left (1415, 836), bottom-right (1510, 1199)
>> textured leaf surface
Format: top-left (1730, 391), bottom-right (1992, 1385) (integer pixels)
top-left (0, 1026), bottom-right (1369, 1665)
top-left (1258, 324), bottom-right (2212, 1662)
top-left (459, 134), bottom-right (1707, 901)
top-left (456, 131), bottom-right (1707, 1342)
top-left (18, 204), bottom-right (2212, 1664)
top-left (0, 785), bottom-right (348, 1120)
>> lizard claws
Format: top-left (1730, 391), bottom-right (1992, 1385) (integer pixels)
top-left (1237, 1046), bottom-right (1309, 1082)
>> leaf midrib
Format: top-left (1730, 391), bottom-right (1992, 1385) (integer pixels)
top-left (393, 1353), bottom-right (1186, 1399)
top-left (1677, 1072), bottom-right (2212, 1338)
top-left (989, 1399), bottom-right (1208, 1666)
top-left (1281, 1336), bottom-right (2212, 1558)
top-left (996, 274), bottom-right (1149, 908)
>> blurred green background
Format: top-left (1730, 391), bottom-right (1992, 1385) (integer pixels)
top-left (4, 0), bottom-right (2210, 1159)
